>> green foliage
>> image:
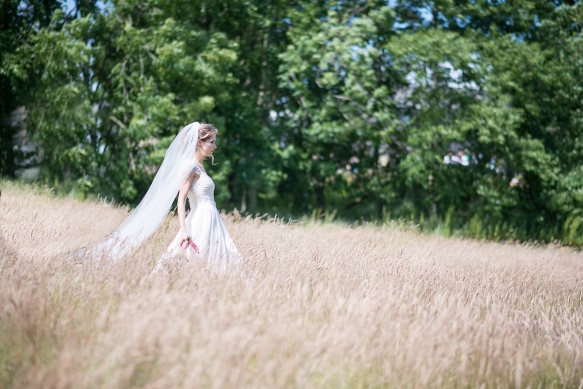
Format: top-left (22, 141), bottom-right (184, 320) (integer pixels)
top-left (2, 0), bottom-right (583, 245)
top-left (0, 0), bottom-right (61, 177)
top-left (4, 1), bottom-right (241, 202)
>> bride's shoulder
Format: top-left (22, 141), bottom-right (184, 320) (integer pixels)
top-left (191, 164), bottom-right (204, 176)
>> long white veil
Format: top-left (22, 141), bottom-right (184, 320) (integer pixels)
top-left (91, 122), bottom-right (200, 262)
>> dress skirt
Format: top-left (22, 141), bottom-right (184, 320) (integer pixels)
top-left (158, 201), bottom-right (242, 271)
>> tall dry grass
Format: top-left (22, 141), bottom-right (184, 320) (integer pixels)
top-left (1, 180), bottom-right (582, 389)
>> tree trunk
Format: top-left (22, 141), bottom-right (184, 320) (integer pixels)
top-left (248, 183), bottom-right (257, 214)
top-left (311, 175), bottom-right (325, 215)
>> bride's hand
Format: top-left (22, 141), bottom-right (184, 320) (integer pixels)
top-left (180, 231), bottom-right (200, 254)
top-left (179, 230), bottom-right (188, 250)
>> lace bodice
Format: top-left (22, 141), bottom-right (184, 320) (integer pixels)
top-left (188, 164), bottom-right (215, 207)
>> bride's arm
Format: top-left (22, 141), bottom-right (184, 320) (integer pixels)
top-left (177, 172), bottom-right (198, 244)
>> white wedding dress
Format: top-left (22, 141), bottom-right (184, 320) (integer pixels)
top-left (155, 164), bottom-right (242, 270)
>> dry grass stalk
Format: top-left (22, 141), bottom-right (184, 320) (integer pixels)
top-left (1, 181), bottom-right (582, 388)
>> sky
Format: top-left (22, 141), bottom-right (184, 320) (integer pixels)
top-left (62, 0), bottom-right (109, 15)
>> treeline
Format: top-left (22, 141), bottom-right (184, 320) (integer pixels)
top-left (1, 0), bottom-right (583, 244)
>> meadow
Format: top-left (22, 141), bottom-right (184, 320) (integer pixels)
top-left (1, 181), bottom-right (582, 389)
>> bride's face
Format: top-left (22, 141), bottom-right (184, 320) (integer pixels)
top-left (198, 134), bottom-right (217, 158)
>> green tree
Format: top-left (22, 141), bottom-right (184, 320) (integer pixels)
top-left (0, 0), bottom-right (61, 177)
top-left (278, 1), bottom-right (400, 215)
top-left (3, 0), bottom-right (295, 211)
top-left (3, 0), bottom-right (583, 245)
top-left (4, 0), bottom-right (242, 202)
top-left (277, 0), bottom-right (583, 243)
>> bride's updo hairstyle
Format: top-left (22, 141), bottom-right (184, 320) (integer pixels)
top-left (198, 123), bottom-right (219, 163)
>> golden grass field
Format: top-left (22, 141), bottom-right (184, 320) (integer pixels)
top-left (1, 181), bottom-right (582, 389)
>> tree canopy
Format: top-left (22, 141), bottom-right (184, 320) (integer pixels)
top-left (2, 0), bottom-right (583, 244)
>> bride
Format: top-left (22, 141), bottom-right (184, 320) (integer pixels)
top-left (89, 122), bottom-right (242, 270)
